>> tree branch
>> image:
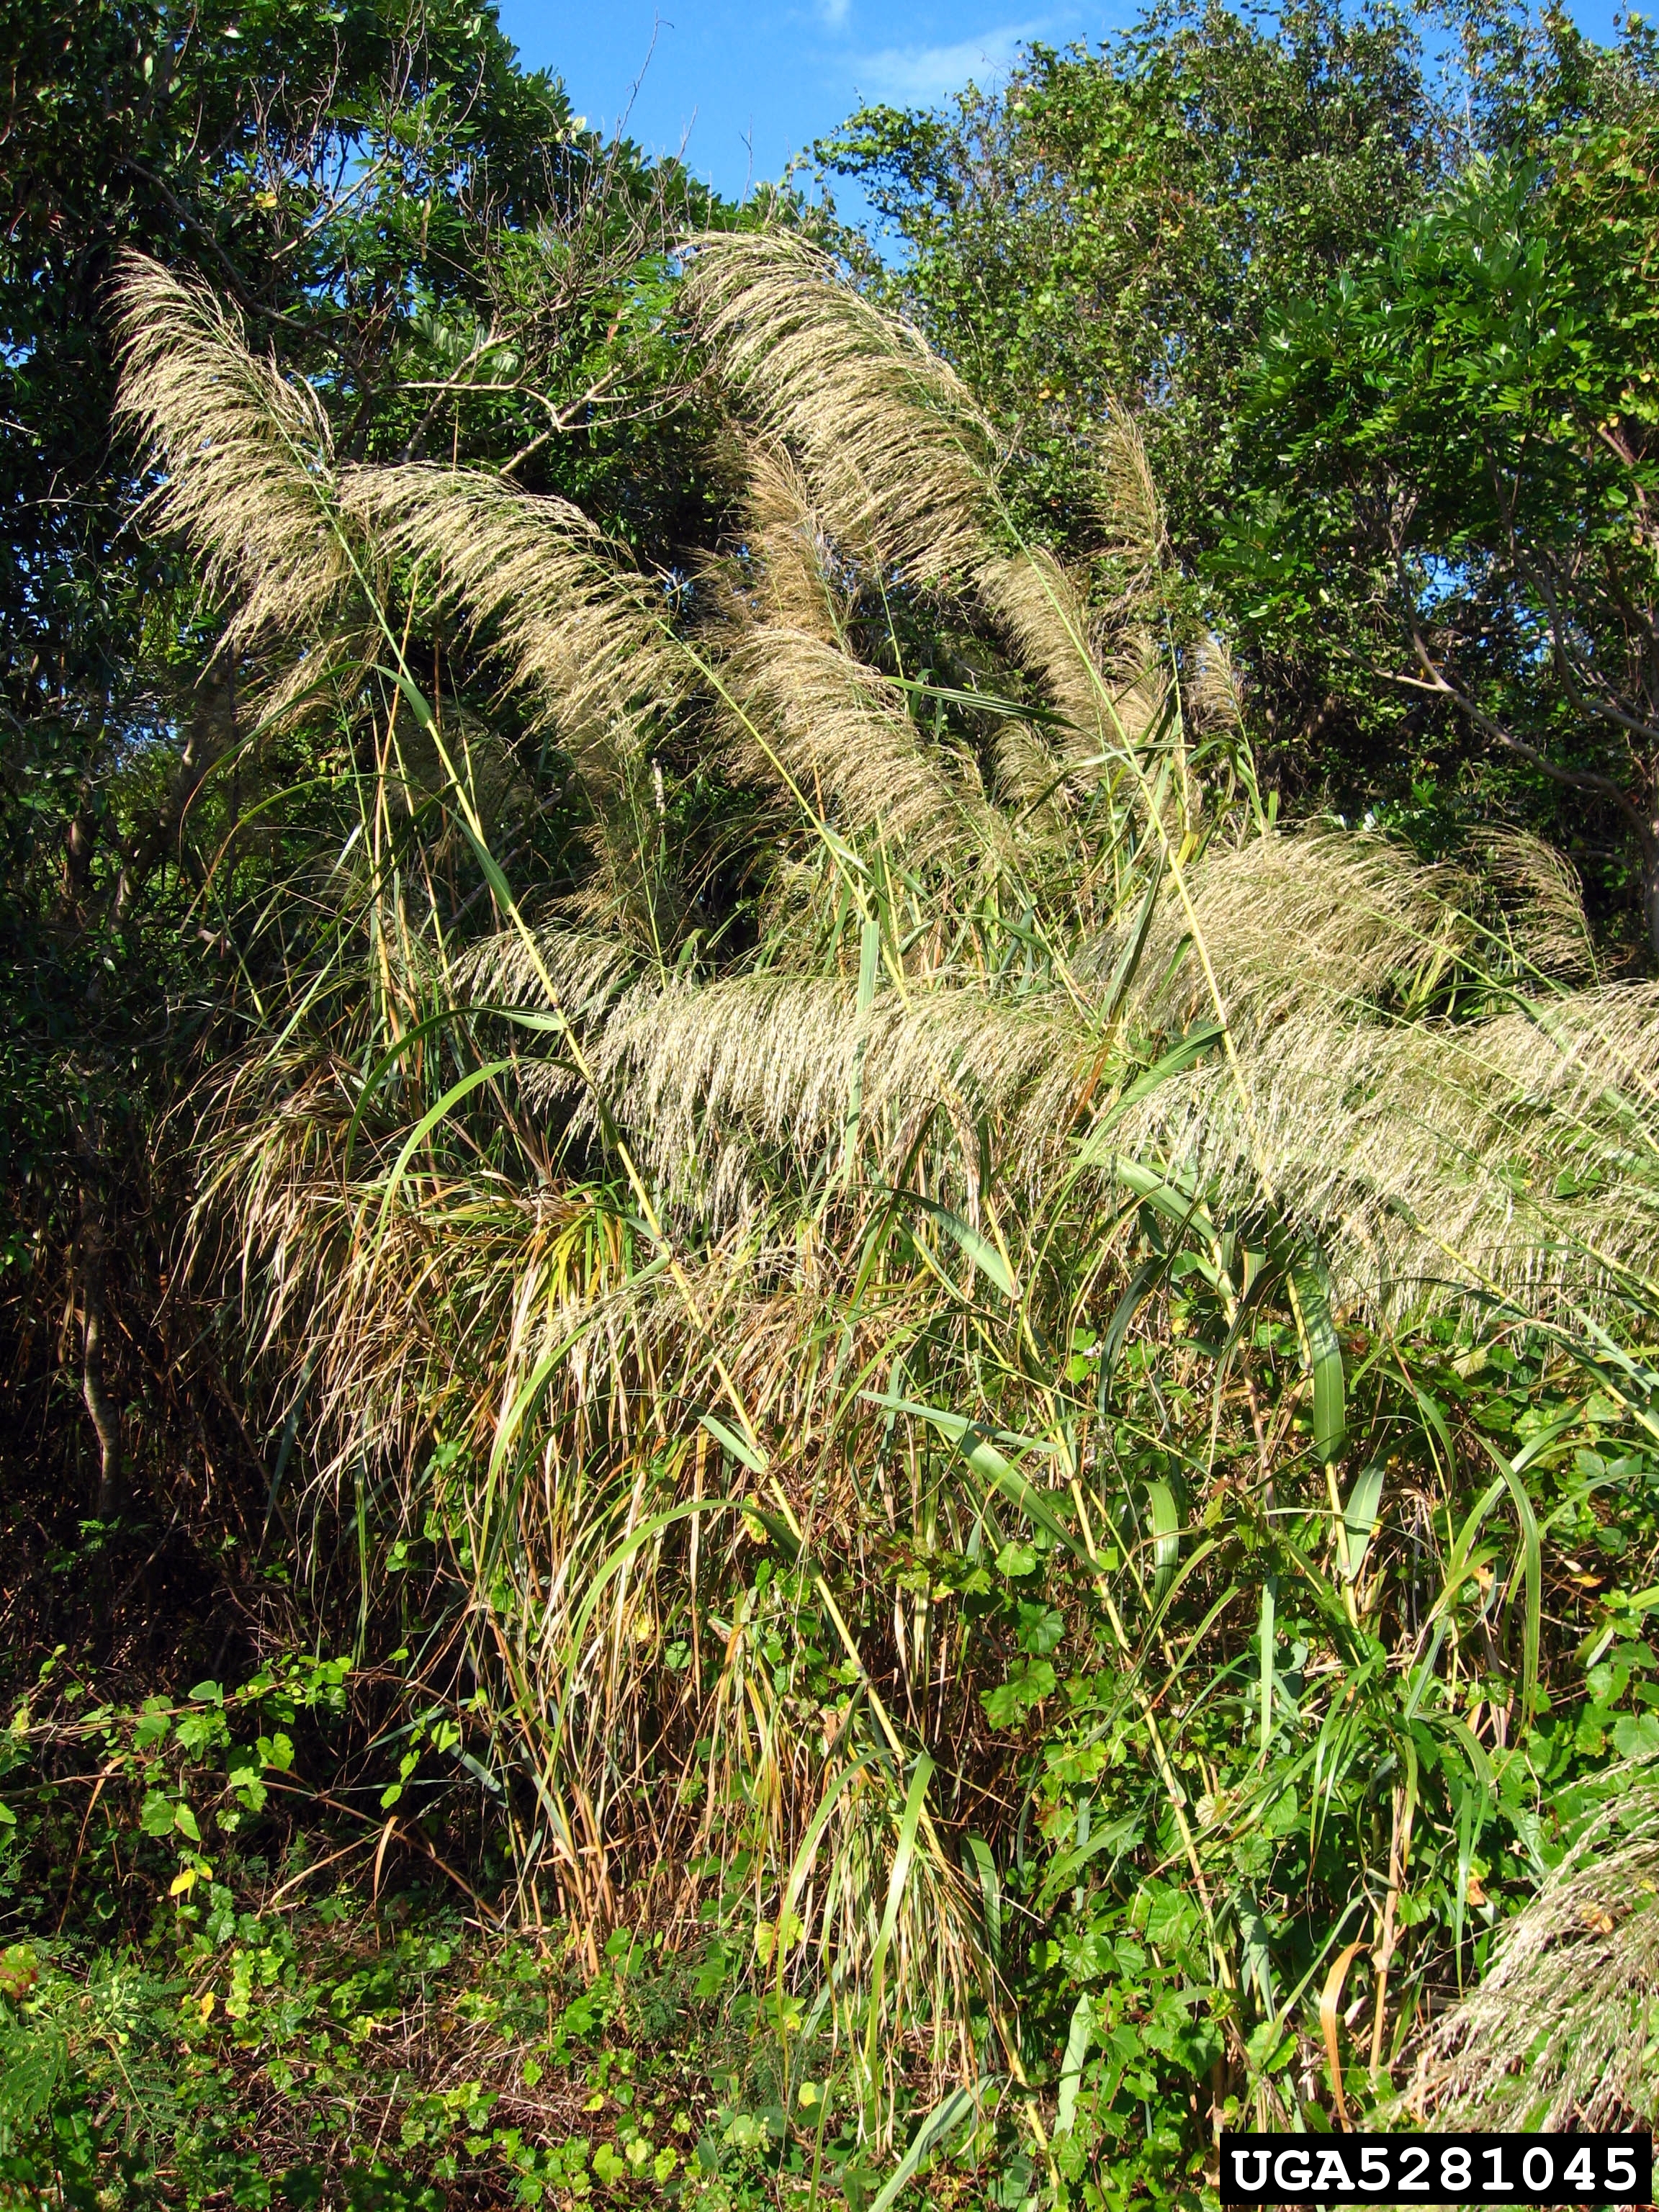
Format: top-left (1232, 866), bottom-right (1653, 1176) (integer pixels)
top-left (117, 157), bottom-right (304, 328)
top-left (1398, 629), bottom-right (1653, 848)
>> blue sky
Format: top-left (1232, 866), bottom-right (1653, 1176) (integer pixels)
top-left (496, 0), bottom-right (1629, 207)
top-left (495, 1), bottom-right (1130, 202)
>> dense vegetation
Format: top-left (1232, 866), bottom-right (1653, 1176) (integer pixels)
top-left (5, 3), bottom-right (1659, 2207)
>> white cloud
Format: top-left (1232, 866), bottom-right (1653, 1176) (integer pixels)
top-left (851, 17), bottom-right (1048, 104)
top-left (818, 0), bottom-right (853, 24)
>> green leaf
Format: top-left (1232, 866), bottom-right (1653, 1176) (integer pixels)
top-left (1258, 1573), bottom-right (1277, 1757)
top-left (1288, 1251), bottom-right (1346, 1463)
top-left (375, 1063), bottom-right (514, 1244)
top-left (698, 1412), bottom-right (768, 1475)
top-left (1038, 1815), bottom-right (1142, 1907)
top-left (174, 1802), bottom-right (202, 1843)
top-left (344, 1007), bottom-right (548, 1179)
top-left (1103, 1152), bottom-right (1215, 1236)
top-left (867, 2084), bottom-right (981, 2212)
top-left (1097, 1256), bottom-right (1169, 1392)
top-left (1341, 1462), bottom-right (1387, 1581)
top-left (1611, 1713), bottom-right (1659, 1761)
top-left (963, 1834), bottom-right (1001, 1966)
top-left (895, 1190), bottom-right (1018, 1298)
top-left (1078, 1027), bottom-right (1224, 1162)
top-left (863, 1755), bottom-right (936, 2080)
top-left (981, 1660), bottom-right (1056, 1727)
top-left (140, 1791), bottom-right (175, 1838)
top-left (1101, 871), bottom-right (1162, 1021)
top-left (862, 1394), bottom-right (1105, 1576)
top-left (858, 914), bottom-right (882, 1009)
top-left (1144, 1479), bottom-right (1180, 1606)
top-left (1498, 1459), bottom-right (1543, 1727)
top-left (134, 1708), bottom-right (171, 1751)
top-left (1016, 1602), bottom-right (1065, 1655)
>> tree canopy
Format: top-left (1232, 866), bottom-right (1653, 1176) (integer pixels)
top-left (1223, 107), bottom-right (1659, 948)
top-left (823, 1), bottom-right (1659, 938)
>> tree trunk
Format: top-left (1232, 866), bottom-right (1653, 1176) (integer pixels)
top-left (1643, 830), bottom-right (1659, 970)
top-left (78, 1195), bottom-right (122, 1518)
top-left (113, 652), bottom-right (237, 919)
top-left (58, 801), bottom-right (95, 920)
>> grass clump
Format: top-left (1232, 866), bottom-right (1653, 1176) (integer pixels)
top-left (6, 220), bottom-right (1659, 2206)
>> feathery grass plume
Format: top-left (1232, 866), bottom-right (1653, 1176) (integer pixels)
top-left (190, 1046), bottom-right (620, 1502)
top-left (1186, 631), bottom-right (1247, 740)
top-left (191, 1039), bottom-right (994, 2099)
top-left (340, 463), bottom-right (680, 782)
top-left (977, 547), bottom-right (1164, 778)
top-left (704, 436), bottom-right (993, 855)
top-left (454, 925), bottom-right (643, 1028)
top-left (1127, 830), bottom-right (1478, 1030)
top-left (1094, 396), bottom-right (1168, 594)
top-left (734, 441), bottom-right (850, 643)
top-left (113, 253), bottom-right (354, 648)
top-left (342, 462), bottom-right (693, 952)
top-left (1123, 992), bottom-right (1659, 1303)
top-left (973, 413), bottom-right (1172, 823)
top-left (580, 971), bottom-right (1094, 1223)
top-left (1423, 1779), bottom-right (1659, 2127)
top-left (717, 625), bottom-right (985, 852)
top-left (1476, 828), bottom-right (1601, 983)
top-left (987, 711), bottom-right (1070, 823)
top-left (390, 699), bottom-right (526, 835)
top-left (1111, 835), bottom-right (1659, 1302)
top-left (682, 230), bottom-right (1000, 584)
top-left (243, 626), bottom-right (381, 739)
top-left (978, 551), bottom-right (1100, 755)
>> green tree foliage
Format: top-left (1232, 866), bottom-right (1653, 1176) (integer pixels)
top-left (1221, 99), bottom-right (1659, 956)
top-left (820, 1), bottom-right (1443, 589)
top-left (4, 0), bottom-right (601, 795)
top-left (1, 0), bottom-right (724, 994)
top-left (822, 1), bottom-right (1659, 948)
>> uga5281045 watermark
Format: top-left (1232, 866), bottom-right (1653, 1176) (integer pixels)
top-left (1219, 2134), bottom-right (1652, 2206)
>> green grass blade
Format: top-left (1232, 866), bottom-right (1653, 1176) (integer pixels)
top-left (963, 1835), bottom-right (1001, 1970)
top-left (1341, 1462), bottom-right (1387, 1583)
top-left (863, 1753), bottom-right (936, 2082)
top-left (1258, 1573), bottom-right (1277, 1758)
top-left (374, 1061), bottom-right (513, 1243)
top-left (894, 1190), bottom-right (1019, 1299)
top-left (699, 1412), bottom-right (768, 1475)
top-left (866, 2083), bottom-right (981, 2212)
top-left (1287, 1250), bottom-right (1346, 1464)
top-left (1143, 1478), bottom-right (1180, 1606)
top-left (1497, 1457), bottom-right (1543, 1725)
top-left (1055, 1993), bottom-right (1094, 2138)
